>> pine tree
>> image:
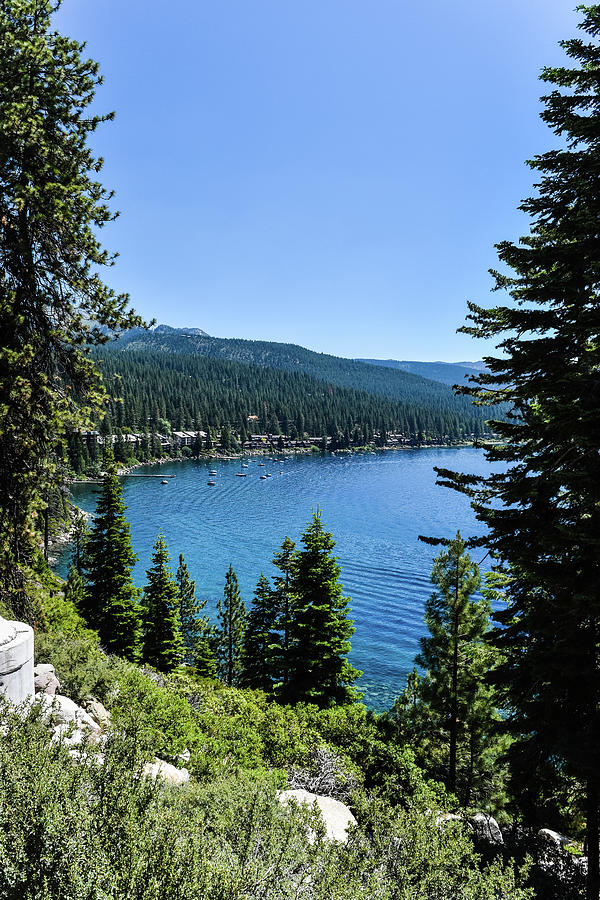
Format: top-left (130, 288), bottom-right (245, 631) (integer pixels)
top-left (434, 8), bottom-right (600, 893)
top-left (242, 574), bottom-right (279, 692)
top-left (142, 534), bottom-right (185, 673)
top-left (416, 533), bottom-right (498, 805)
top-left (0, 0), bottom-right (144, 619)
top-left (63, 564), bottom-right (86, 610)
top-left (176, 553), bottom-right (216, 676)
top-left (271, 536), bottom-right (297, 690)
top-left (81, 449), bottom-right (142, 660)
top-left (284, 512), bottom-right (361, 707)
top-left (215, 564), bottom-right (246, 686)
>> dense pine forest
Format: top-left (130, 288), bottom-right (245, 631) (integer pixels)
top-left (91, 344), bottom-right (498, 444)
top-left (111, 327), bottom-right (491, 408)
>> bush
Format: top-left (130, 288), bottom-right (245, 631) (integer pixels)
top-left (34, 631), bottom-right (121, 705)
top-left (0, 701), bottom-right (534, 900)
top-left (109, 665), bottom-right (201, 762)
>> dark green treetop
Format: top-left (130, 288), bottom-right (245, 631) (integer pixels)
top-left (242, 573), bottom-right (280, 692)
top-left (142, 533), bottom-right (185, 673)
top-left (434, 7), bottom-right (600, 894)
top-left (215, 564), bottom-right (246, 687)
top-left (271, 536), bottom-right (297, 691)
top-left (284, 512), bottom-right (361, 708)
top-left (63, 564), bottom-right (86, 612)
top-left (81, 448), bottom-right (142, 660)
top-left (0, 0), bottom-right (144, 617)
top-left (416, 534), bottom-right (499, 806)
top-left (176, 553), bottom-right (216, 677)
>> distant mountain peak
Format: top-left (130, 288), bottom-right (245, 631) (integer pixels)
top-left (151, 324), bottom-right (210, 336)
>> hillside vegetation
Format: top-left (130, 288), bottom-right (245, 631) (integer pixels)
top-left (92, 345), bottom-right (498, 442)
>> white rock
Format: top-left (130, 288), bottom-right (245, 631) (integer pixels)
top-left (38, 694), bottom-right (101, 733)
top-left (144, 758), bottom-right (190, 785)
top-left (34, 670), bottom-right (61, 696)
top-left (84, 698), bottom-right (111, 727)
top-left (470, 813), bottom-right (504, 845)
top-left (33, 663), bottom-right (56, 676)
top-left (537, 828), bottom-right (572, 850)
top-left (52, 724), bottom-right (87, 747)
top-left (278, 789), bottom-right (356, 843)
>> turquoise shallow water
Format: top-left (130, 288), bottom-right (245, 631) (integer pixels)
top-left (57, 448), bottom-right (495, 710)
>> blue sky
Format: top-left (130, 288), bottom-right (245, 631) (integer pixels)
top-left (57, 0), bottom-right (579, 361)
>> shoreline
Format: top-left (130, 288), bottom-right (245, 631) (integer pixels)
top-left (72, 440), bottom-right (486, 484)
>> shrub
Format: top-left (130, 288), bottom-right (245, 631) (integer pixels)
top-left (34, 631), bottom-right (121, 705)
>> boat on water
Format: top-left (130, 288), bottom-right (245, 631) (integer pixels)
top-left (258, 462), bottom-right (265, 466)
top-left (260, 474), bottom-right (267, 480)
top-left (209, 470), bottom-right (217, 476)
top-left (161, 480), bottom-right (169, 484)
top-left (236, 472), bottom-right (246, 477)
top-left (241, 463), bottom-right (248, 468)
top-left (207, 480), bottom-right (216, 486)
top-left (266, 473), bottom-right (272, 477)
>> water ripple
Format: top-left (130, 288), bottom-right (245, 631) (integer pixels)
top-left (61, 448), bottom-right (494, 710)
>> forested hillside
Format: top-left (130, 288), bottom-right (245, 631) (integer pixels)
top-left (356, 358), bottom-right (485, 387)
top-left (111, 329), bottom-right (489, 409)
top-left (93, 345), bottom-right (498, 441)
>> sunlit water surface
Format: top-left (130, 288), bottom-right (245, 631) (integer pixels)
top-left (57, 448), bottom-right (496, 710)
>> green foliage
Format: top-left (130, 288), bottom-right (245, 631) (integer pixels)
top-left (284, 512), bottom-right (362, 708)
top-left (176, 553), bottom-right (216, 675)
top-left (142, 533), bottom-right (185, 673)
top-left (102, 331), bottom-right (503, 441)
top-left (414, 534), bottom-right (501, 807)
top-left (90, 344), bottom-right (501, 458)
top-left (63, 564), bottom-right (85, 609)
top-left (215, 564), bottom-right (246, 686)
top-left (0, 701), bottom-right (534, 900)
top-left (34, 630), bottom-right (121, 706)
top-left (35, 569), bottom-right (92, 638)
top-left (271, 536), bottom-right (297, 690)
top-left (242, 573), bottom-right (280, 691)
top-left (109, 665), bottom-right (199, 762)
top-left (0, 0), bottom-right (144, 618)
top-left (81, 449), bottom-right (143, 660)
top-left (433, 6), bottom-right (600, 889)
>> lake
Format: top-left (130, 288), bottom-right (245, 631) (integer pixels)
top-left (57, 447), bottom-right (495, 710)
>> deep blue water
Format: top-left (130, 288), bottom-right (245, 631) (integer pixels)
top-left (57, 448), bottom-right (495, 710)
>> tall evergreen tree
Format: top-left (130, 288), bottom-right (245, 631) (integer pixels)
top-left (63, 564), bottom-right (86, 611)
top-left (284, 512), bottom-right (361, 708)
top-left (81, 449), bottom-right (142, 660)
top-left (215, 564), bottom-right (246, 686)
top-left (176, 553), bottom-right (216, 676)
top-left (415, 534), bottom-right (498, 805)
top-left (242, 574), bottom-right (279, 692)
top-left (435, 8), bottom-right (600, 893)
top-left (271, 536), bottom-right (297, 690)
top-left (142, 534), bottom-right (185, 673)
top-left (0, 0), bottom-right (143, 619)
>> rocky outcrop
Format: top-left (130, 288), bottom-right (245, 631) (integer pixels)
top-left (278, 789), bottom-right (356, 843)
top-left (34, 663), bottom-right (61, 696)
top-left (469, 813), bottom-right (504, 846)
top-left (144, 758), bottom-right (190, 785)
top-left (39, 693), bottom-right (102, 733)
top-left (0, 616), bottom-right (34, 704)
top-left (83, 697), bottom-right (111, 728)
